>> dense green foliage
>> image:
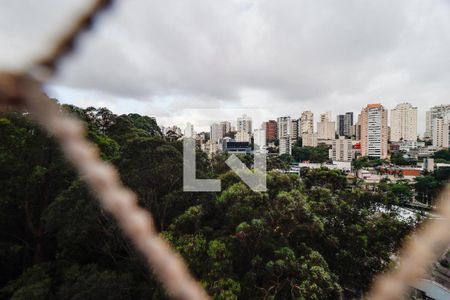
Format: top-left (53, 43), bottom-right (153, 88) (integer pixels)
top-left (352, 156), bottom-right (386, 170)
top-left (291, 142), bottom-right (330, 163)
top-left (376, 179), bottom-right (414, 205)
top-left (433, 149), bottom-right (450, 164)
top-left (390, 151), bottom-right (417, 166)
top-left (0, 105), bottom-right (416, 299)
top-left (414, 169), bottom-right (450, 205)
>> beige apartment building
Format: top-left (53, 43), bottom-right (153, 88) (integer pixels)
top-left (360, 104), bottom-right (388, 159)
top-left (317, 112), bottom-right (336, 140)
top-left (300, 111), bottom-right (314, 137)
top-left (390, 103), bottom-right (417, 142)
top-left (432, 118), bottom-right (449, 148)
top-left (331, 136), bottom-right (353, 162)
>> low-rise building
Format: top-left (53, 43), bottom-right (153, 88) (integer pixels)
top-left (298, 161), bottom-right (352, 172)
top-left (222, 138), bottom-right (252, 154)
top-left (302, 133), bottom-right (318, 147)
top-left (398, 140), bottom-right (424, 152)
top-left (379, 166), bottom-right (422, 177)
top-left (409, 146), bottom-right (441, 160)
top-left (279, 136), bottom-right (292, 155)
top-left (236, 130), bottom-right (251, 142)
top-left (423, 158), bottom-right (435, 172)
top-left (201, 140), bottom-right (220, 158)
top-left (433, 118), bottom-right (449, 148)
top-left (330, 137), bottom-right (353, 162)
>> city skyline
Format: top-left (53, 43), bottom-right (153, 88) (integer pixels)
top-left (158, 102), bottom-right (447, 138)
top-left (161, 101), bottom-right (448, 161)
top-left (45, 84), bottom-right (444, 135)
top-left (1, 2), bottom-right (450, 299)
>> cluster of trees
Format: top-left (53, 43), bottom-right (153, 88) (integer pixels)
top-left (0, 104), bottom-right (417, 299)
top-left (267, 140), bottom-right (330, 164)
top-left (376, 179), bottom-right (414, 205)
top-left (434, 149), bottom-right (450, 164)
top-left (390, 151), bottom-right (417, 166)
top-left (389, 150), bottom-right (450, 205)
top-left (414, 168), bottom-right (450, 205)
top-left (290, 141), bottom-right (330, 163)
top-left (352, 156), bottom-right (387, 170)
top-left (352, 152), bottom-right (450, 206)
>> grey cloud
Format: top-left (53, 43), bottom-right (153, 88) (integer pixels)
top-left (1, 0), bottom-right (449, 134)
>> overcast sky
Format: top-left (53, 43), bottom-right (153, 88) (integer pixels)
top-left (1, 0), bottom-right (449, 133)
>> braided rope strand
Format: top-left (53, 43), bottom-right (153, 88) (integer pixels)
top-left (368, 185), bottom-right (450, 299)
top-left (35, 0), bottom-right (114, 75)
top-left (14, 77), bottom-right (209, 300)
top-left (1, 1), bottom-right (449, 299)
top-left (1, 1), bottom-right (210, 297)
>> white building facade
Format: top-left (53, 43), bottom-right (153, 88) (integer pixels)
top-left (302, 133), bottom-right (318, 147)
top-left (300, 111), bottom-right (314, 137)
top-left (184, 122), bottom-right (194, 138)
top-left (279, 136), bottom-right (292, 155)
top-left (236, 130), bottom-right (251, 142)
top-left (237, 114), bottom-right (252, 135)
top-left (253, 128), bottom-right (267, 153)
top-left (390, 103), bottom-right (417, 142)
top-left (210, 123), bottom-right (222, 143)
top-left (277, 116), bottom-right (291, 139)
top-left (432, 118), bottom-right (449, 148)
top-left (331, 137), bottom-right (353, 162)
top-left (425, 104), bottom-right (450, 139)
top-left (317, 112), bottom-right (336, 140)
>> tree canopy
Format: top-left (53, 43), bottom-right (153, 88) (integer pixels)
top-left (292, 143), bottom-right (330, 163)
top-left (0, 105), bottom-right (418, 299)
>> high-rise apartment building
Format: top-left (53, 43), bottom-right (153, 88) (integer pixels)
top-left (237, 114), bottom-right (252, 134)
top-left (302, 133), bottom-right (318, 147)
top-left (184, 122), bottom-right (194, 138)
top-left (317, 112), bottom-right (335, 140)
top-left (425, 105), bottom-right (450, 139)
top-left (201, 140), bottom-right (220, 158)
top-left (219, 121), bottom-right (231, 137)
top-left (253, 128), bottom-right (267, 152)
top-left (291, 118), bottom-right (300, 140)
top-left (210, 123), bottom-right (222, 143)
top-left (353, 114), bottom-right (362, 140)
top-left (344, 112), bottom-right (354, 137)
top-left (300, 111), bottom-right (314, 137)
top-left (337, 115), bottom-right (345, 136)
top-left (432, 118), bottom-right (449, 148)
top-left (236, 130), bottom-right (251, 143)
top-left (390, 103), bottom-right (417, 142)
top-left (320, 112), bottom-right (332, 122)
top-left (265, 120), bottom-right (277, 143)
top-left (279, 136), bottom-right (292, 155)
top-left (425, 111), bottom-right (431, 139)
top-left (277, 116), bottom-right (291, 139)
top-left (331, 137), bottom-right (353, 162)
top-left (336, 112), bottom-right (353, 137)
top-left (360, 104), bottom-right (388, 159)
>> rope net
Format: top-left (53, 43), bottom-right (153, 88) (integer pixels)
top-left (0, 1), bottom-right (209, 299)
top-left (0, 1), bottom-right (448, 299)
